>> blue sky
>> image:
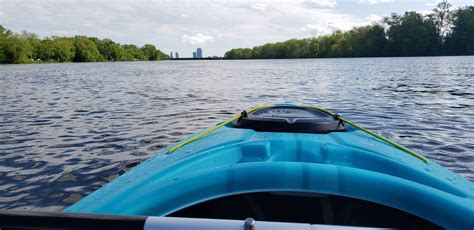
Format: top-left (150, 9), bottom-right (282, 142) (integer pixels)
top-left (0, 0), bottom-right (471, 57)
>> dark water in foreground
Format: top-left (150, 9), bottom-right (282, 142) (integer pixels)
top-left (1, 57), bottom-right (473, 211)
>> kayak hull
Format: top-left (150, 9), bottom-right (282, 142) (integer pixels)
top-left (66, 104), bottom-right (474, 229)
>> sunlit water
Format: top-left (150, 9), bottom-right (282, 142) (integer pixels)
top-left (1, 57), bottom-right (473, 211)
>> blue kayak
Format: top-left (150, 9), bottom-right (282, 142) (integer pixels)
top-left (66, 104), bottom-right (474, 229)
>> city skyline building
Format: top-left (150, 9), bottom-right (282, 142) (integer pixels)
top-left (196, 48), bottom-right (202, 58)
top-left (192, 52), bottom-right (197, 58)
top-left (175, 52), bottom-right (179, 59)
top-left (169, 52), bottom-right (173, 59)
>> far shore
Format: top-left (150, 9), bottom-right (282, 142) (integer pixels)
top-left (4, 55), bottom-right (474, 65)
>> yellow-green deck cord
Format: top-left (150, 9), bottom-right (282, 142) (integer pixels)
top-left (167, 104), bottom-right (429, 164)
top-left (302, 105), bottom-right (429, 164)
top-left (167, 105), bottom-right (271, 154)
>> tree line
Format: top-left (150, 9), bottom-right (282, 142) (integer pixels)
top-left (225, 2), bottom-right (474, 59)
top-left (0, 26), bottom-right (168, 64)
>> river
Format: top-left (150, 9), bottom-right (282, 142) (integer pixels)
top-left (1, 56), bottom-right (473, 211)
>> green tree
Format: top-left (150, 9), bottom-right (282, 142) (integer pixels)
top-left (0, 35), bottom-right (32, 63)
top-left (224, 48), bottom-right (253, 59)
top-left (281, 39), bottom-right (307, 58)
top-left (51, 37), bottom-right (75, 62)
top-left (347, 25), bottom-right (387, 57)
top-left (427, 0), bottom-right (453, 42)
top-left (95, 38), bottom-right (123, 61)
top-left (0, 25), bottom-right (12, 37)
top-left (222, 3), bottom-right (474, 59)
top-left (445, 6), bottom-right (474, 55)
top-left (121, 44), bottom-right (146, 61)
top-left (0, 24), bottom-right (167, 63)
top-left (327, 31), bottom-right (351, 57)
top-left (0, 25), bottom-right (12, 62)
top-left (141, 44), bottom-right (158, 60)
top-left (19, 31), bottom-right (41, 61)
top-left (72, 36), bottom-right (101, 62)
top-left (156, 50), bottom-right (168, 60)
top-left (384, 12), bottom-right (439, 56)
top-left (314, 35), bottom-right (338, 57)
top-left (38, 38), bottom-right (55, 61)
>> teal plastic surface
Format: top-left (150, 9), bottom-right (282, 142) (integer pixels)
top-left (66, 104), bottom-right (474, 229)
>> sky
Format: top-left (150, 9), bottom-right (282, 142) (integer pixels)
top-left (0, 0), bottom-right (472, 57)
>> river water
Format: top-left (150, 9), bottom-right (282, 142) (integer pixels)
top-left (1, 56), bottom-right (473, 211)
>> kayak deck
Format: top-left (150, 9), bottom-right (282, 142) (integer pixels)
top-left (66, 105), bottom-right (474, 229)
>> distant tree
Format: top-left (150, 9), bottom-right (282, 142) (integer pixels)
top-left (87, 37), bottom-right (106, 61)
top-left (224, 2), bottom-right (473, 60)
top-left (347, 25), bottom-right (387, 57)
top-left (224, 48), bottom-right (253, 59)
top-left (0, 24), bottom-right (167, 63)
top-left (19, 31), bottom-right (41, 61)
top-left (156, 50), bottom-right (168, 60)
top-left (300, 38), bottom-right (312, 58)
top-left (94, 38), bottom-right (123, 61)
top-left (223, 1), bottom-right (474, 59)
top-left (141, 44), bottom-right (159, 60)
top-left (384, 12), bottom-right (439, 56)
top-left (38, 38), bottom-right (55, 61)
top-left (281, 39), bottom-right (307, 58)
top-left (314, 34), bottom-right (338, 57)
top-left (260, 43), bottom-right (277, 58)
top-left (444, 6), bottom-right (474, 55)
top-left (307, 38), bottom-right (320, 58)
top-left (121, 44), bottom-right (146, 61)
top-left (52, 37), bottom-right (75, 62)
top-left (250, 46), bottom-right (261, 59)
top-left (327, 31), bottom-right (351, 57)
top-left (72, 36), bottom-right (101, 62)
top-left (0, 35), bottom-right (32, 63)
top-left (0, 25), bottom-right (12, 37)
top-left (427, 0), bottom-right (454, 43)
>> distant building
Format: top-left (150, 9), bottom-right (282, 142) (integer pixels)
top-left (175, 52), bottom-right (179, 59)
top-left (193, 52), bottom-right (197, 58)
top-left (196, 48), bottom-right (202, 58)
top-left (170, 52), bottom-right (173, 59)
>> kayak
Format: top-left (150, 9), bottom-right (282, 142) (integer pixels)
top-left (64, 104), bottom-right (474, 229)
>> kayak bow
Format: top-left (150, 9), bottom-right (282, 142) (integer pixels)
top-left (65, 104), bottom-right (474, 230)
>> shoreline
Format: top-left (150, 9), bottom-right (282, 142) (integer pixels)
top-left (2, 55), bottom-right (473, 65)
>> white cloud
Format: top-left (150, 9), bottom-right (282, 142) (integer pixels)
top-left (366, 14), bottom-right (382, 22)
top-left (426, 0), bottom-right (444, 7)
top-left (54, 30), bottom-right (79, 35)
top-left (301, 23), bottom-right (339, 36)
top-left (181, 33), bottom-right (215, 45)
top-left (355, 0), bottom-right (393, 5)
top-left (0, 0), bottom-right (397, 56)
top-left (250, 3), bottom-right (268, 11)
top-left (311, 0), bottom-right (338, 8)
top-left (419, 9), bottom-right (433, 15)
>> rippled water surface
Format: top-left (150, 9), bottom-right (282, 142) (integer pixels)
top-left (1, 57), bottom-right (473, 211)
